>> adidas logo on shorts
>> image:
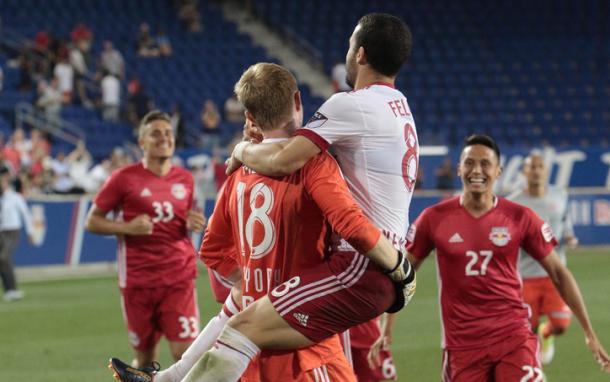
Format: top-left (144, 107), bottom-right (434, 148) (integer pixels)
top-left (293, 312), bottom-right (309, 327)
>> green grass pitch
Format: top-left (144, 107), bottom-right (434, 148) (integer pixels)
top-left (1, 248), bottom-right (608, 381)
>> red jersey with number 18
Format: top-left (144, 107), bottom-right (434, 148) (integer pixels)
top-left (407, 196), bottom-right (557, 350)
top-left (200, 146), bottom-right (380, 381)
top-left (94, 162), bottom-right (197, 289)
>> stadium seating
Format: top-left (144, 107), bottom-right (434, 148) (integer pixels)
top-left (0, 0), bottom-right (324, 158)
top-left (254, 0), bottom-right (610, 147)
top-left (1, 0), bottom-right (608, 152)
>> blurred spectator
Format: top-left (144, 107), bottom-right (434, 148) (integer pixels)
top-left (2, 143), bottom-right (20, 175)
top-left (170, 104), bottom-right (186, 148)
top-left (187, 153), bottom-right (216, 210)
top-left (0, 164), bottom-right (33, 302)
top-left (224, 94), bottom-right (245, 124)
top-left (212, 149), bottom-right (228, 190)
top-left (100, 70), bottom-right (121, 122)
top-left (99, 40), bottom-right (125, 79)
top-left (30, 129), bottom-right (50, 157)
top-left (136, 23), bottom-right (159, 57)
top-left (156, 28), bottom-right (173, 57)
top-left (35, 79), bottom-right (62, 123)
top-left (0, 64), bottom-right (3, 92)
top-left (32, 30), bottom-right (53, 75)
top-left (69, 38), bottom-right (94, 107)
top-left (331, 62), bottom-right (350, 92)
top-left (435, 156), bottom-right (455, 190)
top-left (199, 100), bottom-right (221, 149)
top-left (36, 78), bottom-right (63, 124)
top-left (88, 147), bottom-right (130, 191)
top-left (6, 128), bottom-right (30, 171)
top-left (50, 151), bottom-right (74, 193)
top-left (70, 23), bottom-right (93, 44)
top-left (176, 0), bottom-right (202, 32)
top-left (18, 51), bottom-right (34, 91)
top-left (53, 53), bottom-right (74, 103)
top-left (34, 30), bottom-right (51, 53)
top-left (127, 79), bottom-right (154, 127)
top-left (66, 140), bottom-right (93, 193)
top-left (28, 168), bottom-right (55, 195)
top-left (28, 145), bottom-right (48, 181)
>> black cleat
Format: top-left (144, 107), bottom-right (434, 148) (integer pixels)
top-left (108, 357), bottom-right (160, 382)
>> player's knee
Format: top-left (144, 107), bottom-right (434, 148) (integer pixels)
top-left (548, 317), bottom-right (570, 335)
top-left (550, 325), bottom-right (567, 336)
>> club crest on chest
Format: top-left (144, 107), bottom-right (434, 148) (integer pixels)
top-left (489, 227), bottom-right (511, 246)
top-left (171, 183), bottom-right (186, 200)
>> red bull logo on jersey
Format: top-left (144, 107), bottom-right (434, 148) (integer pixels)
top-left (489, 227), bottom-right (511, 246)
top-left (171, 183), bottom-right (187, 200)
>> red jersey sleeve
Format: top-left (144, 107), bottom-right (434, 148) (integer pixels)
top-left (93, 169), bottom-right (126, 212)
top-left (301, 153), bottom-right (380, 253)
top-left (520, 207), bottom-right (558, 261)
top-left (199, 177), bottom-right (239, 277)
top-left (406, 208), bottom-right (435, 259)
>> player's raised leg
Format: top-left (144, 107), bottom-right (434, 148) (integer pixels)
top-left (182, 295), bottom-right (311, 382)
top-left (110, 287), bottom-right (241, 382)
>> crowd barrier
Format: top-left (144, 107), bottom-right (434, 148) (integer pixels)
top-left (14, 189), bottom-right (610, 267)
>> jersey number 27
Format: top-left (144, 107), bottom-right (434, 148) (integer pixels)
top-left (465, 250), bottom-right (494, 276)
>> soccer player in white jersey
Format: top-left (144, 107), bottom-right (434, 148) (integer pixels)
top-left (509, 152), bottom-right (578, 365)
top-left (176, 13), bottom-right (418, 382)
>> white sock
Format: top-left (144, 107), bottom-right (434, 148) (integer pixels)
top-left (181, 326), bottom-right (260, 382)
top-left (156, 295), bottom-right (240, 382)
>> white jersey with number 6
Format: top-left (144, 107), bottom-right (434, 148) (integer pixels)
top-left (296, 83), bottom-right (418, 247)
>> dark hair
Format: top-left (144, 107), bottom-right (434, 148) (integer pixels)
top-left (138, 110), bottom-right (171, 138)
top-left (0, 164), bottom-right (10, 176)
top-left (463, 134), bottom-right (501, 161)
top-left (355, 13), bottom-right (412, 77)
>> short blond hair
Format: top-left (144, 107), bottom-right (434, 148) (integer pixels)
top-left (234, 63), bottom-right (297, 131)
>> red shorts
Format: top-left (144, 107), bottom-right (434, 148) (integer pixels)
top-left (120, 279), bottom-right (200, 351)
top-left (442, 330), bottom-right (541, 382)
top-left (207, 267), bottom-right (234, 303)
top-left (242, 348), bottom-right (356, 382)
top-left (344, 319), bottom-right (397, 381)
top-left (352, 347), bottom-right (397, 382)
top-left (350, 318), bottom-right (381, 349)
top-left (268, 251), bottom-right (395, 343)
top-left (523, 277), bottom-right (572, 329)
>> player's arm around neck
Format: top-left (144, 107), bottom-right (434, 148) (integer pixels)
top-left (232, 135), bottom-right (321, 176)
top-left (539, 251), bottom-right (610, 372)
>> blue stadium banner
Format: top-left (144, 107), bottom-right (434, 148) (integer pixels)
top-left (14, 196), bottom-right (217, 267)
top-left (14, 190), bottom-right (609, 269)
top-left (417, 145), bottom-right (610, 191)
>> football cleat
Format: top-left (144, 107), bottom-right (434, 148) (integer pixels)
top-left (539, 331), bottom-right (555, 365)
top-left (108, 357), bottom-right (160, 382)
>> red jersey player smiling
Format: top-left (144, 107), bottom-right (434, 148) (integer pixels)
top-left (85, 111), bottom-right (206, 369)
top-left (405, 135), bottom-right (610, 381)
